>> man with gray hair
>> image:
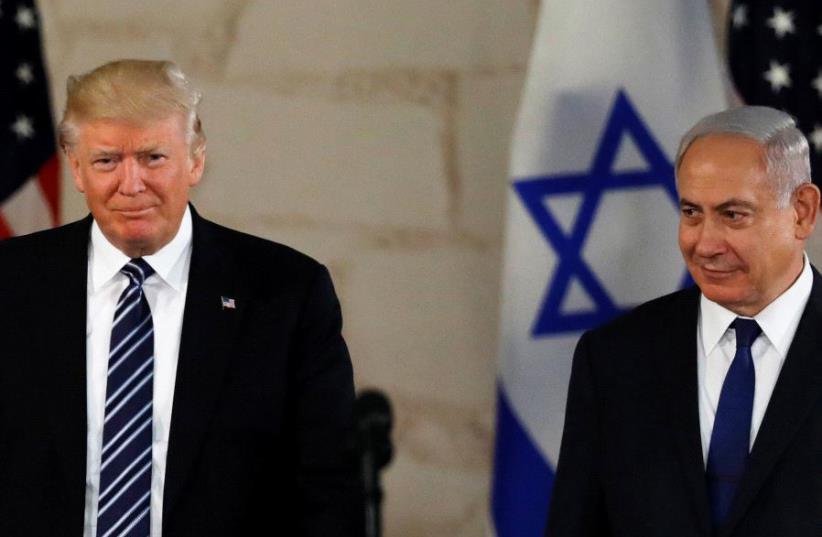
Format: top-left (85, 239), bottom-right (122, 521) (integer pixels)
top-left (0, 60), bottom-right (362, 536)
top-left (545, 106), bottom-right (822, 537)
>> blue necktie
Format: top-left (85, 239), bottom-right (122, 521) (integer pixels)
top-left (97, 258), bottom-right (155, 537)
top-left (706, 318), bottom-right (761, 529)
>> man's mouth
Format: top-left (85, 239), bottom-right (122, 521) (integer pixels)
top-left (116, 206), bottom-right (156, 216)
top-left (699, 266), bottom-right (739, 278)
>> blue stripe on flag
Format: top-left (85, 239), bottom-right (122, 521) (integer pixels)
top-left (491, 385), bottom-right (555, 537)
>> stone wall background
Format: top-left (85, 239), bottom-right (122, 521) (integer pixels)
top-left (36, 1), bottom-right (818, 535)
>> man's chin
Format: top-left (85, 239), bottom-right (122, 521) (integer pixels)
top-left (106, 226), bottom-right (162, 257)
top-left (698, 284), bottom-right (758, 314)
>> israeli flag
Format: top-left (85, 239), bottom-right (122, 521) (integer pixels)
top-left (491, 2), bottom-right (726, 535)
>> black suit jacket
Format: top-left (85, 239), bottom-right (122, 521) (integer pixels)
top-left (0, 208), bottom-right (362, 536)
top-left (546, 269), bottom-right (822, 537)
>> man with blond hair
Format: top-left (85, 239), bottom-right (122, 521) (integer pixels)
top-left (0, 60), bottom-right (362, 537)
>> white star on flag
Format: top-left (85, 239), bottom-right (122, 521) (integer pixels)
top-left (11, 115), bottom-right (34, 139)
top-left (814, 71), bottom-right (822, 99)
top-left (732, 4), bottom-right (748, 29)
top-left (767, 7), bottom-right (795, 39)
top-left (15, 6), bottom-right (35, 29)
top-left (811, 125), bottom-right (822, 154)
top-left (764, 60), bottom-right (791, 92)
top-left (16, 63), bottom-right (33, 85)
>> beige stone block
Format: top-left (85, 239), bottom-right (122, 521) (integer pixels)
top-left (457, 72), bottom-right (526, 242)
top-left (374, 392), bottom-right (494, 536)
top-left (194, 83), bottom-right (449, 230)
top-left (344, 247), bottom-right (500, 410)
top-left (226, 0), bottom-right (535, 75)
top-left (43, 0), bottom-right (228, 33)
top-left (383, 455), bottom-right (489, 537)
top-left (40, 0), bottom-right (246, 82)
top-left (189, 217), bottom-right (365, 270)
top-left (37, 0), bottom-right (67, 68)
top-left (389, 390), bottom-right (493, 472)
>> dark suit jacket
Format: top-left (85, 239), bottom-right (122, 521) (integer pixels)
top-left (0, 208), bottom-right (363, 536)
top-left (546, 269), bottom-right (822, 537)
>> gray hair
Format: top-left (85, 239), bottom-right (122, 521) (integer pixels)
top-left (676, 106), bottom-right (810, 208)
top-left (58, 59), bottom-right (205, 156)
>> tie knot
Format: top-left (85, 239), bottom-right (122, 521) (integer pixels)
top-left (732, 318), bottom-right (761, 348)
top-left (121, 258), bottom-right (155, 286)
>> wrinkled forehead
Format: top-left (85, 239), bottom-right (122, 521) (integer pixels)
top-left (73, 114), bottom-right (189, 149)
top-left (676, 133), bottom-right (775, 199)
top-left (677, 134), bottom-right (768, 181)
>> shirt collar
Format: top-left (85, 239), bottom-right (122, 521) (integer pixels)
top-left (89, 206), bottom-right (193, 293)
top-left (700, 253), bottom-right (813, 357)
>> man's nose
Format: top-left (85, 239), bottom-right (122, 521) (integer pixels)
top-left (118, 158), bottom-right (146, 195)
top-left (693, 218), bottom-right (727, 258)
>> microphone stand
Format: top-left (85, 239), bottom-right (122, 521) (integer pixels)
top-left (356, 390), bottom-right (393, 537)
top-left (362, 443), bottom-right (383, 537)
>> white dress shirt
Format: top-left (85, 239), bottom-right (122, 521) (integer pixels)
top-left (83, 207), bottom-right (192, 537)
top-left (697, 254), bottom-right (812, 465)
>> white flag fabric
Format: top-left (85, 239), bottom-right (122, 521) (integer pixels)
top-left (491, 2), bottom-right (726, 535)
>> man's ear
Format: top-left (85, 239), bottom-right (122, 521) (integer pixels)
top-left (188, 145), bottom-right (205, 187)
top-left (793, 182), bottom-right (820, 240)
top-left (66, 147), bottom-right (85, 193)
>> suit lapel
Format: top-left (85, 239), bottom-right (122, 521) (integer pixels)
top-left (654, 288), bottom-right (713, 535)
top-left (41, 217), bottom-right (93, 515)
top-left (163, 209), bottom-right (243, 519)
top-left (720, 269), bottom-right (822, 537)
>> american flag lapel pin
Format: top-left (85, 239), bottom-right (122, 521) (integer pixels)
top-left (221, 296), bottom-right (236, 310)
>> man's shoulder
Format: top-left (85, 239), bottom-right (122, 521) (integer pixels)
top-left (0, 217), bottom-right (91, 265)
top-left (193, 215), bottom-right (326, 283)
top-left (586, 286), bottom-right (700, 344)
top-left (574, 287), bottom-right (701, 379)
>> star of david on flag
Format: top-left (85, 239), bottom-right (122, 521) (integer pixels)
top-left (513, 90), bottom-right (692, 337)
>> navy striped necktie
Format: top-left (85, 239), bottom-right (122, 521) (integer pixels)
top-left (97, 258), bottom-right (155, 537)
top-left (706, 318), bottom-right (761, 529)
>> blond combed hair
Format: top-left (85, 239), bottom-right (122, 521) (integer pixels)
top-left (58, 59), bottom-right (205, 155)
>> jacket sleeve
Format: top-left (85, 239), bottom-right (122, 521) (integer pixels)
top-left (545, 331), bottom-right (611, 537)
top-left (290, 263), bottom-right (364, 537)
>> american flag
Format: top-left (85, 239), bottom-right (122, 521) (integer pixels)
top-left (728, 2), bottom-right (822, 186)
top-left (0, 0), bottom-right (59, 238)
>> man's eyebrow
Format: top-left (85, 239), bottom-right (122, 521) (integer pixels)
top-left (88, 145), bottom-right (166, 157)
top-left (135, 144), bottom-right (164, 153)
top-left (715, 199), bottom-right (756, 211)
top-left (88, 149), bottom-right (121, 158)
top-left (678, 198), bottom-right (757, 211)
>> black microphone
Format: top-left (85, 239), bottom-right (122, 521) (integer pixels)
top-left (355, 389), bottom-right (393, 537)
